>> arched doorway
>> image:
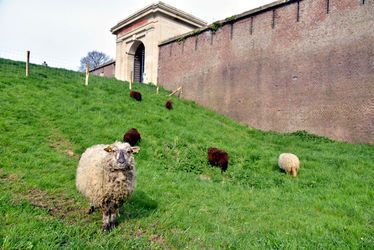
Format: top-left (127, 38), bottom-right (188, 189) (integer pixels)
top-left (133, 43), bottom-right (145, 83)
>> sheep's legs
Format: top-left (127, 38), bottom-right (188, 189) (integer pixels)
top-left (87, 204), bottom-right (95, 214)
top-left (110, 208), bottom-right (119, 229)
top-left (102, 209), bottom-right (111, 232)
top-left (102, 206), bottom-right (120, 231)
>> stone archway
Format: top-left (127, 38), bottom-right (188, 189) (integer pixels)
top-left (127, 40), bottom-right (145, 83)
top-left (134, 43), bottom-right (145, 82)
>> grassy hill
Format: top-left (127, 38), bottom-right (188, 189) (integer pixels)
top-left (0, 58), bottom-right (373, 249)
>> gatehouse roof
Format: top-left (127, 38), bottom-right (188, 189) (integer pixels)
top-left (111, 1), bottom-right (207, 34)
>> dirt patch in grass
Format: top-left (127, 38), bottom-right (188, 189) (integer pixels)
top-left (134, 229), bottom-right (145, 238)
top-left (131, 228), bottom-right (167, 247)
top-left (23, 188), bottom-right (90, 224)
top-left (25, 188), bottom-right (79, 219)
top-left (150, 234), bottom-right (165, 245)
top-left (199, 174), bottom-right (212, 182)
top-left (0, 170), bottom-right (19, 183)
top-left (7, 173), bottom-right (20, 181)
top-left (48, 129), bottom-right (79, 159)
top-left (3, 171), bottom-right (85, 223)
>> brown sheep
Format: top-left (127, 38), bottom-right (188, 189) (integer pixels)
top-left (130, 91), bottom-right (142, 101)
top-left (165, 100), bottom-right (173, 110)
top-left (207, 148), bottom-right (229, 172)
top-left (123, 128), bottom-right (141, 146)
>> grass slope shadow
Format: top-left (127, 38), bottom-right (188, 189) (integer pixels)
top-left (119, 190), bottom-right (158, 222)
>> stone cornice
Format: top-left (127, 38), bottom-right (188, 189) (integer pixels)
top-left (116, 20), bottom-right (157, 42)
top-left (111, 1), bottom-right (207, 35)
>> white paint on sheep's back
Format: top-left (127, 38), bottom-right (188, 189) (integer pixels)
top-left (278, 153), bottom-right (300, 173)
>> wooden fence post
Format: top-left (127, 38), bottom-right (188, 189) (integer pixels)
top-left (129, 71), bottom-right (133, 90)
top-left (26, 51), bottom-right (30, 77)
top-left (156, 86), bottom-right (159, 95)
top-left (168, 86), bottom-right (182, 97)
top-left (85, 64), bottom-right (89, 86)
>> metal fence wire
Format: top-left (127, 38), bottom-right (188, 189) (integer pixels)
top-left (0, 50), bottom-right (165, 96)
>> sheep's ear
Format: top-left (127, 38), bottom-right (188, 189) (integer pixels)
top-left (131, 146), bottom-right (140, 154)
top-left (104, 146), bottom-right (113, 152)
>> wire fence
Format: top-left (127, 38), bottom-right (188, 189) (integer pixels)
top-left (0, 49), bottom-right (78, 70)
top-left (0, 49), bottom-right (167, 95)
top-left (0, 49), bottom-right (85, 80)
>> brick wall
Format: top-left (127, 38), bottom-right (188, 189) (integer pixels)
top-left (158, 0), bottom-right (374, 144)
top-left (90, 61), bottom-right (115, 78)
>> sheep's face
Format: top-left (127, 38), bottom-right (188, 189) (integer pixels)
top-left (104, 142), bottom-right (140, 170)
top-left (290, 167), bottom-right (298, 177)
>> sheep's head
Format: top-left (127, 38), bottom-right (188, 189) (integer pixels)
top-left (104, 142), bottom-right (140, 170)
top-left (290, 167), bottom-right (297, 177)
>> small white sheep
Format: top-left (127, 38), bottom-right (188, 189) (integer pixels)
top-left (278, 153), bottom-right (300, 177)
top-left (76, 141), bottom-right (140, 231)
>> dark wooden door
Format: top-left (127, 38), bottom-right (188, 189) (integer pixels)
top-left (134, 44), bottom-right (145, 83)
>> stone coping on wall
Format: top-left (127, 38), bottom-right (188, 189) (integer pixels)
top-left (159, 0), bottom-right (301, 46)
top-left (89, 60), bottom-right (116, 73)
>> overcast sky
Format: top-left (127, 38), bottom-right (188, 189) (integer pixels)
top-left (0, 0), bottom-right (274, 70)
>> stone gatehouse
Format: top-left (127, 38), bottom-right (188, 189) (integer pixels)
top-left (110, 2), bottom-right (206, 83)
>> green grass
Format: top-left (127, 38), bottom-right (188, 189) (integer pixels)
top-left (0, 58), bottom-right (373, 249)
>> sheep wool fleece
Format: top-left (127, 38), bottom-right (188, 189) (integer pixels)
top-left (76, 144), bottom-right (136, 208)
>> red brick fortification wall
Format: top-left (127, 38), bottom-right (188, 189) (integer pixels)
top-left (158, 0), bottom-right (374, 144)
top-left (91, 62), bottom-right (115, 77)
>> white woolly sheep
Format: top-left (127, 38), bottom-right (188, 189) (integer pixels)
top-left (76, 141), bottom-right (140, 231)
top-left (278, 153), bottom-right (300, 177)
